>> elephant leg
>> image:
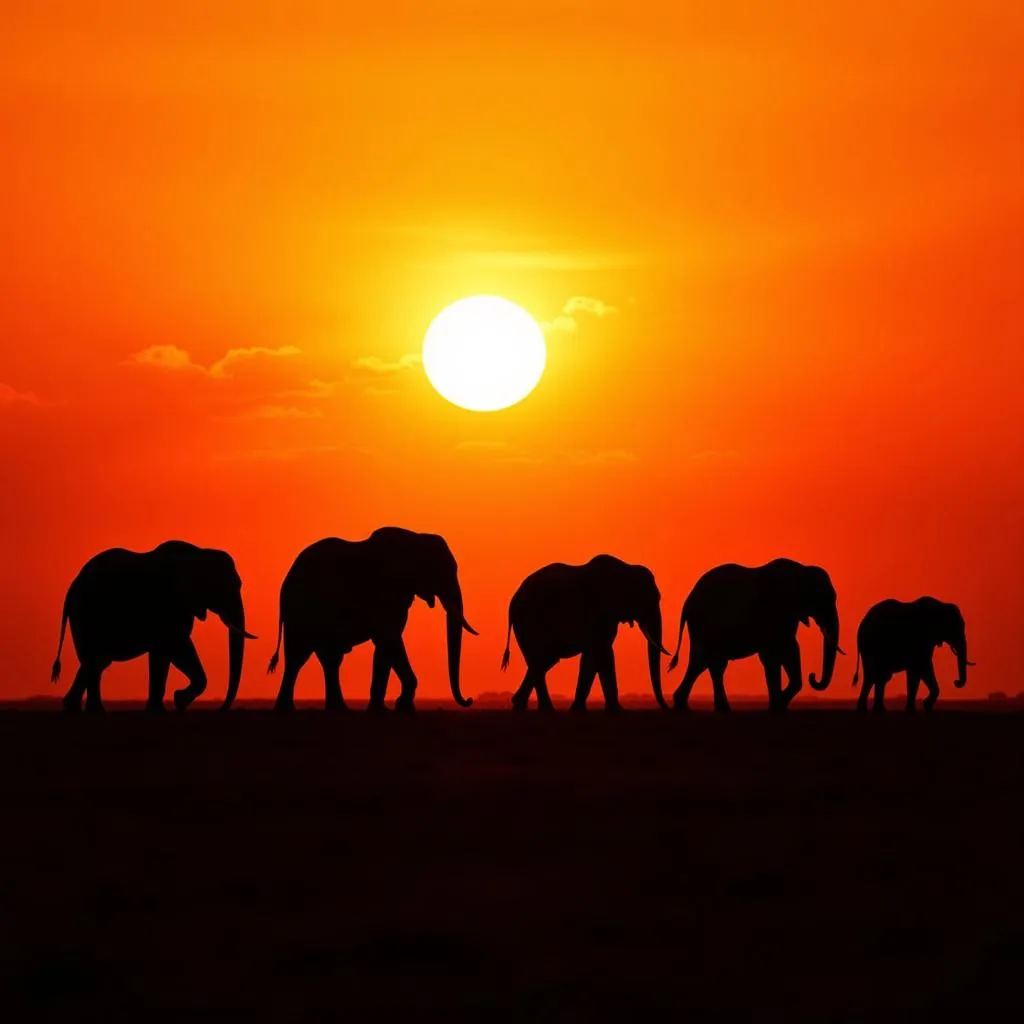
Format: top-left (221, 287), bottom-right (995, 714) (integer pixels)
top-left (856, 677), bottom-right (872, 713)
top-left (570, 651), bottom-right (599, 712)
top-left (920, 660), bottom-right (940, 711)
top-left (779, 639), bottom-right (803, 710)
top-left (672, 652), bottom-right (707, 711)
top-left (367, 642), bottom-right (393, 712)
top-left (62, 667), bottom-right (88, 713)
top-left (709, 661), bottom-right (731, 713)
top-left (760, 655), bottom-right (783, 714)
top-left (169, 639), bottom-right (208, 712)
top-left (511, 667), bottom-right (538, 711)
top-left (390, 639), bottom-right (419, 713)
top-left (314, 649), bottom-right (347, 712)
top-left (84, 667), bottom-right (106, 714)
top-left (146, 650), bottom-right (171, 713)
top-left (905, 671), bottom-right (921, 713)
top-left (64, 663), bottom-right (102, 714)
top-left (534, 672), bottom-right (556, 711)
top-left (857, 663), bottom-right (885, 713)
top-left (872, 675), bottom-right (889, 713)
top-left (595, 647), bottom-right (622, 712)
top-left (275, 635), bottom-right (312, 712)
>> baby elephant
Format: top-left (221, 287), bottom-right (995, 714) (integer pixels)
top-left (500, 554), bottom-right (670, 711)
top-left (853, 597), bottom-right (974, 712)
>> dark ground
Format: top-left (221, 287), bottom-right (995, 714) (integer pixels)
top-left (1, 709), bottom-right (1021, 1021)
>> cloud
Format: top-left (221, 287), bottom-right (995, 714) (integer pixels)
top-left (358, 222), bottom-right (651, 272)
top-left (541, 295), bottom-right (618, 336)
top-left (689, 449), bottom-right (741, 462)
top-left (563, 296), bottom-right (618, 318)
top-left (0, 383), bottom-right (41, 407)
top-left (219, 443), bottom-right (377, 463)
top-left (128, 344), bottom-right (300, 378)
top-left (349, 353), bottom-right (422, 376)
top-left (447, 250), bottom-right (648, 272)
top-left (208, 345), bottom-right (301, 379)
top-left (455, 440), bottom-right (541, 465)
top-left (228, 404), bottom-right (324, 422)
top-left (567, 449), bottom-right (637, 466)
top-left (456, 440), bottom-right (635, 467)
top-left (455, 440), bottom-right (521, 454)
top-left (541, 315), bottom-right (578, 336)
top-left (497, 454), bottom-right (545, 465)
top-left (454, 440), bottom-right (539, 462)
top-left (347, 354), bottom-right (422, 395)
top-left (276, 378), bottom-right (339, 400)
top-left (129, 345), bottom-right (202, 372)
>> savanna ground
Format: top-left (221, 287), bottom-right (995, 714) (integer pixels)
top-left (1, 705), bottom-right (1021, 1021)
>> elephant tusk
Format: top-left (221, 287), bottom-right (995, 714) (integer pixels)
top-left (462, 618), bottom-right (480, 636)
top-left (637, 625), bottom-right (670, 657)
top-left (837, 645), bottom-right (847, 656)
top-left (966, 660), bottom-right (977, 667)
top-left (222, 618), bottom-right (258, 640)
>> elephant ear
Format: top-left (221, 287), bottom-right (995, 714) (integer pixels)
top-left (411, 533), bottom-right (456, 607)
top-left (167, 560), bottom-right (208, 621)
top-left (589, 568), bottom-right (628, 625)
top-left (919, 601), bottom-right (949, 646)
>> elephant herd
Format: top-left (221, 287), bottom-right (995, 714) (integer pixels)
top-left (50, 528), bottom-right (973, 715)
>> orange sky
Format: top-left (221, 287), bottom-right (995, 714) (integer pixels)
top-left (2, 2), bottom-right (1022, 703)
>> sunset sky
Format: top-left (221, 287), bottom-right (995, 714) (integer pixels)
top-left (2, 2), bottom-right (1021, 702)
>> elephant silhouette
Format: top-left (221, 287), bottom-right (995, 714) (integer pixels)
top-left (853, 597), bottom-right (973, 712)
top-left (668, 558), bottom-right (842, 712)
top-left (500, 555), bottom-right (670, 712)
top-left (50, 541), bottom-right (255, 713)
top-left (267, 527), bottom-right (477, 711)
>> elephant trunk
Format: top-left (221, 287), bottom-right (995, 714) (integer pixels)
top-left (954, 643), bottom-right (968, 689)
top-left (443, 591), bottom-right (473, 708)
top-left (638, 611), bottom-right (669, 710)
top-left (647, 636), bottom-right (669, 712)
top-left (220, 591), bottom-right (246, 711)
top-left (809, 609), bottom-right (839, 692)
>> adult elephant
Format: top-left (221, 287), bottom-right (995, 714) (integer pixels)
top-left (668, 558), bottom-right (842, 712)
top-left (267, 527), bottom-right (477, 712)
top-left (853, 597), bottom-right (973, 713)
top-left (51, 541), bottom-right (254, 714)
top-left (500, 555), bottom-right (670, 712)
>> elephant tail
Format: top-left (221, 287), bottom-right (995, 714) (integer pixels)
top-left (50, 594), bottom-right (69, 683)
top-left (667, 605), bottom-right (688, 672)
top-left (852, 644), bottom-right (861, 687)
top-left (267, 591), bottom-right (284, 674)
top-left (500, 605), bottom-right (513, 672)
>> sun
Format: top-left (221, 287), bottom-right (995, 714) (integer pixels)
top-left (422, 296), bottom-right (547, 412)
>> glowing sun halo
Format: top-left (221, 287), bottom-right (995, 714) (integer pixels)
top-left (423, 296), bottom-right (547, 412)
